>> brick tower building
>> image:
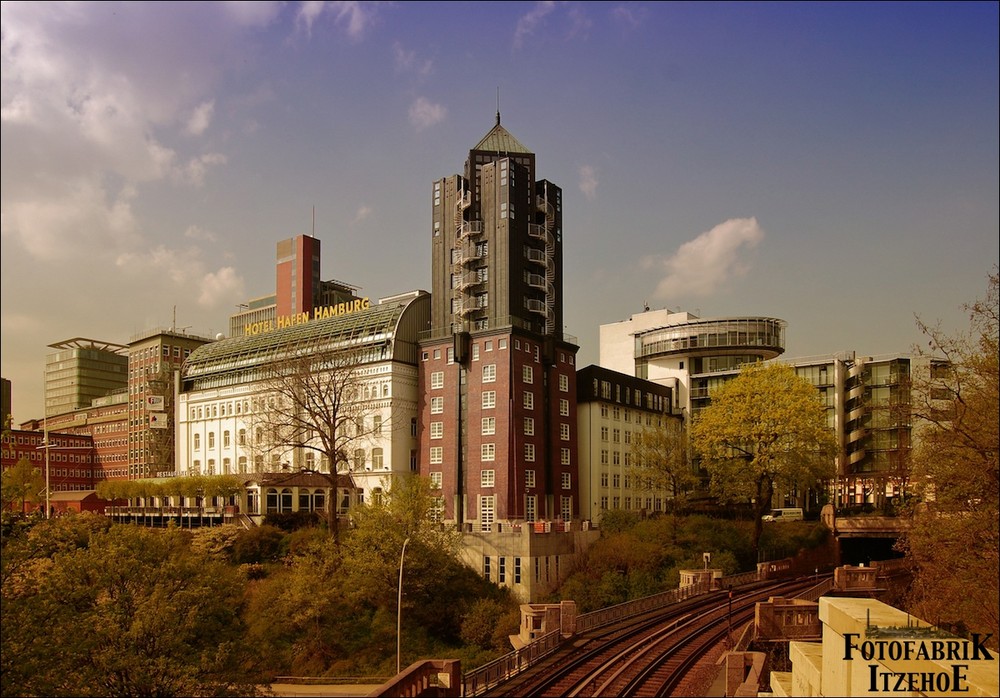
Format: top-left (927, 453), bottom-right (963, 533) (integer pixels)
top-left (419, 115), bottom-right (580, 532)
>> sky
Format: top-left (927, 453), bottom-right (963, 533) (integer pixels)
top-left (2, 1), bottom-right (997, 424)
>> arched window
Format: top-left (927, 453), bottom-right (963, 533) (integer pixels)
top-left (247, 489), bottom-right (259, 514)
top-left (266, 488), bottom-right (279, 513)
top-left (280, 488), bottom-right (293, 512)
top-left (193, 434), bottom-right (201, 451)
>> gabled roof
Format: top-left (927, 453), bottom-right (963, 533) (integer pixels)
top-left (472, 115), bottom-right (532, 155)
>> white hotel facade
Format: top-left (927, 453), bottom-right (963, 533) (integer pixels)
top-left (174, 291), bottom-right (429, 510)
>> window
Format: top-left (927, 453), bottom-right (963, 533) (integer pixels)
top-left (613, 429), bottom-right (621, 443)
top-left (223, 431), bottom-right (231, 447)
top-left (373, 415), bottom-right (382, 435)
top-left (483, 555), bottom-right (491, 579)
top-left (601, 426), bottom-right (609, 442)
top-left (481, 469), bottom-right (495, 487)
top-left (612, 473), bottom-right (621, 487)
top-left (485, 340), bottom-right (493, 351)
top-left (561, 496), bottom-right (572, 521)
top-left (430, 422), bottom-right (443, 439)
top-left (561, 448), bottom-right (571, 465)
top-left (483, 364), bottom-right (496, 383)
top-left (560, 423), bottom-right (570, 441)
top-left (514, 557), bottom-right (521, 584)
top-left (482, 391), bottom-right (496, 409)
top-left (525, 470), bottom-right (536, 488)
top-left (481, 443), bottom-right (495, 461)
top-left (472, 344), bottom-right (480, 361)
top-left (238, 428), bottom-right (246, 445)
top-left (560, 398), bottom-right (569, 416)
top-left (525, 495), bottom-right (537, 522)
top-left (429, 447), bottom-right (443, 464)
top-left (524, 443), bottom-right (535, 461)
top-left (354, 449), bottom-right (366, 470)
top-left (372, 448), bottom-right (384, 470)
top-left (523, 392), bottom-right (534, 410)
top-left (193, 434), bottom-right (200, 451)
top-left (430, 471), bottom-right (442, 488)
top-left (481, 417), bottom-right (496, 435)
top-left (559, 374), bottom-right (569, 392)
top-left (499, 557), bottom-right (506, 584)
top-left (431, 396), bottom-right (444, 414)
top-left (522, 366), bottom-right (533, 383)
top-left (523, 417), bottom-right (534, 436)
top-left (430, 371), bottom-right (444, 389)
top-left (481, 495), bottom-right (495, 532)
top-left (208, 432), bottom-right (215, 449)
top-left (601, 472), bottom-right (609, 487)
top-left (561, 472), bottom-right (572, 490)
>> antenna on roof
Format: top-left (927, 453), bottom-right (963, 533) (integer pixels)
top-left (312, 206), bottom-right (315, 237)
top-left (496, 87), bottom-right (501, 125)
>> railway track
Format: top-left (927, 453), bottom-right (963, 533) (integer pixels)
top-left (480, 576), bottom-right (828, 697)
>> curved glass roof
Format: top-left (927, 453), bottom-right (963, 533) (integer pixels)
top-left (182, 297), bottom-right (419, 391)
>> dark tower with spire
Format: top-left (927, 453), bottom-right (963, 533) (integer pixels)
top-left (420, 115), bottom-right (579, 531)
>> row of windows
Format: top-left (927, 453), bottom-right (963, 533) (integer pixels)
top-left (2, 450), bottom-right (94, 464)
top-left (423, 338), bottom-right (576, 369)
top-left (601, 496), bottom-right (665, 512)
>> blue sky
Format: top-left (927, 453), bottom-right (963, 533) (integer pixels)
top-left (2, 1), bottom-right (997, 423)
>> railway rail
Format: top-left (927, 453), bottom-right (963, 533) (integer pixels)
top-left (477, 575), bottom-right (829, 697)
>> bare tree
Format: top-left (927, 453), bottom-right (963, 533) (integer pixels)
top-left (628, 416), bottom-right (698, 509)
top-left (251, 339), bottom-right (385, 544)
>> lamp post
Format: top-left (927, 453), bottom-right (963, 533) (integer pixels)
top-left (397, 536), bottom-right (410, 675)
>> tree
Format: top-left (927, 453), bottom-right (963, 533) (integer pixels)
top-left (692, 362), bottom-right (836, 559)
top-left (901, 269), bottom-right (998, 645)
top-left (629, 416), bottom-right (699, 510)
top-left (1, 518), bottom-right (265, 696)
top-left (252, 339), bottom-right (386, 543)
top-left (1, 457), bottom-right (45, 515)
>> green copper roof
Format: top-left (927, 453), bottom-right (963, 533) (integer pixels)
top-left (472, 118), bottom-right (532, 155)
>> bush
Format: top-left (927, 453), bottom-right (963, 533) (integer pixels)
top-left (231, 525), bottom-right (286, 564)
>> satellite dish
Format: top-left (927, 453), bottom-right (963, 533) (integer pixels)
top-left (215, 333), bottom-right (224, 340)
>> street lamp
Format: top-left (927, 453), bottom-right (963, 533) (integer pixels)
top-left (397, 536), bottom-right (410, 675)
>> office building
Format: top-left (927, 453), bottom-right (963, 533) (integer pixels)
top-left (44, 338), bottom-right (128, 416)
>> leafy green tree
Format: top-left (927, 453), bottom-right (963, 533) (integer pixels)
top-left (1, 518), bottom-right (264, 696)
top-left (901, 269), bottom-right (998, 646)
top-left (692, 362), bottom-right (836, 559)
top-left (1, 457), bottom-right (44, 515)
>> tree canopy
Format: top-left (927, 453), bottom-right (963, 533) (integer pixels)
top-left (901, 269), bottom-right (998, 646)
top-left (692, 362), bottom-right (836, 557)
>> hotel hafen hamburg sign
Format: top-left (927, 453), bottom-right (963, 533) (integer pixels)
top-left (843, 630), bottom-right (995, 693)
top-left (243, 298), bottom-right (371, 336)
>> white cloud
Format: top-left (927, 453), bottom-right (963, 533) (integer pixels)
top-left (175, 152), bottom-right (228, 187)
top-left (514, 1), bottom-right (557, 49)
top-left (0, 179), bottom-right (141, 262)
top-left (198, 267), bottom-right (244, 307)
top-left (184, 225), bottom-right (218, 243)
top-left (645, 217), bottom-right (765, 299)
top-left (408, 97), bottom-right (447, 131)
top-left (186, 100), bottom-right (215, 136)
top-left (612, 5), bottom-right (645, 29)
top-left (579, 165), bottom-right (599, 200)
top-left (114, 245), bottom-right (245, 310)
top-left (296, 1), bottom-right (378, 40)
top-left (352, 205), bottom-right (373, 225)
top-left (393, 42), bottom-right (433, 77)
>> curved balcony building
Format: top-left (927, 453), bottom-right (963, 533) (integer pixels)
top-left (600, 308), bottom-right (786, 417)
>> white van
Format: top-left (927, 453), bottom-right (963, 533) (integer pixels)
top-left (763, 507), bottom-right (804, 522)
